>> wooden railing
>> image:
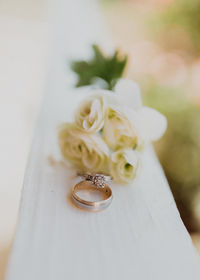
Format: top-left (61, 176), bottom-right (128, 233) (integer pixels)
top-left (6, 0), bottom-right (200, 279)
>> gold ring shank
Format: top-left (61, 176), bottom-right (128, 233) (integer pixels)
top-left (72, 181), bottom-right (113, 211)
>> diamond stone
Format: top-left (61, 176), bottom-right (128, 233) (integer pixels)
top-left (93, 174), bottom-right (105, 188)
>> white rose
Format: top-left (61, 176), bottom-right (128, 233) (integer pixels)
top-left (110, 149), bottom-right (140, 183)
top-left (128, 106), bottom-right (168, 142)
top-left (103, 107), bottom-right (138, 150)
top-left (74, 95), bottom-right (105, 133)
top-left (74, 87), bottom-right (133, 134)
top-left (114, 78), bottom-right (142, 109)
top-left (114, 79), bottom-right (167, 142)
top-left (58, 123), bottom-right (109, 173)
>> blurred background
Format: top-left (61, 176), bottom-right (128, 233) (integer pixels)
top-left (101, 0), bottom-right (200, 243)
top-left (0, 0), bottom-right (47, 278)
top-left (1, 0), bottom-right (200, 278)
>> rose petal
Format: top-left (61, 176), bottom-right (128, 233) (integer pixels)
top-left (123, 149), bottom-right (139, 166)
top-left (134, 107), bottom-right (167, 141)
top-left (114, 79), bottom-right (142, 109)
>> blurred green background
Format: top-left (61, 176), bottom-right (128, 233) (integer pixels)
top-left (101, 0), bottom-right (200, 233)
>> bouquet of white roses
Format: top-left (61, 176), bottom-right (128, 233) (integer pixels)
top-left (58, 79), bottom-right (167, 183)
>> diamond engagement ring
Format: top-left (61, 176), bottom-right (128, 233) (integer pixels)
top-left (77, 173), bottom-right (112, 188)
top-left (71, 173), bottom-right (113, 211)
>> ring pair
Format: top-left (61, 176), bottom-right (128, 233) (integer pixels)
top-left (72, 174), bottom-right (112, 211)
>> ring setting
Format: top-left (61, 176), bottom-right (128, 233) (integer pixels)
top-left (78, 173), bottom-right (111, 188)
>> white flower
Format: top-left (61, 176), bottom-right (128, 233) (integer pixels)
top-left (58, 123), bottom-right (109, 173)
top-left (128, 106), bottom-right (168, 142)
top-left (74, 95), bottom-right (105, 133)
top-left (58, 78), bottom-right (167, 185)
top-left (114, 78), bottom-right (142, 109)
top-left (114, 79), bottom-right (167, 143)
top-left (103, 107), bottom-right (138, 150)
top-left (110, 149), bottom-right (140, 183)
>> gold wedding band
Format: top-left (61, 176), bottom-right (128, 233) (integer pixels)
top-left (71, 180), bottom-right (113, 211)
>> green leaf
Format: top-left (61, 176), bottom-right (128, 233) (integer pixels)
top-left (71, 45), bottom-right (128, 90)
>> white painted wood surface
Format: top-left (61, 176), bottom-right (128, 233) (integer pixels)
top-left (6, 0), bottom-right (200, 279)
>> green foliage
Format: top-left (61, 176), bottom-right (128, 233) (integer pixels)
top-left (164, 0), bottom-right (200, 50)
top-left (149, 0), bottom-right (200, 55)
top-left (71, 45), bottom-right (127, 90)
